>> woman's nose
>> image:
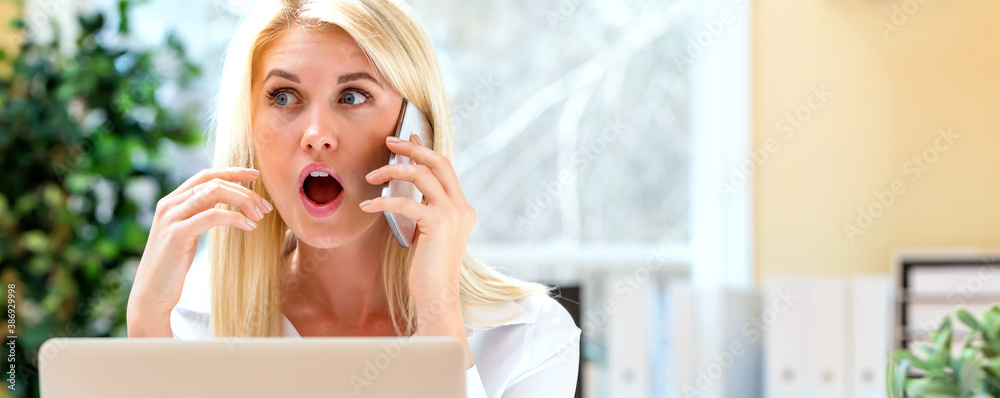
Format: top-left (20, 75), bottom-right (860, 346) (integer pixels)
top-left (300, 105), bottom-right (338, 152)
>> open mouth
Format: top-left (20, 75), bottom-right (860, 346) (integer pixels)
top-left (298, 163), bottom-right (345, 218)
top-left (303, 171), bottom-right (343, 205)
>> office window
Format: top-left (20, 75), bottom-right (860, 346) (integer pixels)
top-left (409, 0), bottom-right (692, 245)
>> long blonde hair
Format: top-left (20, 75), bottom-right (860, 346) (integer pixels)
top-left (208, 0), bottom-right (551, 337)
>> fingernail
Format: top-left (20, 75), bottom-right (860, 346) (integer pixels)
top-left (365, 169), bottom-right (379, 180)
top-left (256, 207), bottom-right (264, 219)
top-left (246, 169), bottom-right (260, 175)
top-left (386, 136), bottom-right (402, 143)
top-left (247, 218), bottom-right (257, 229)
top-left (262, 198), bottom-right (273, 211)
top-left (359, 199), bottom-right (372, 208)
top-left (411, 134), bottom-right (424, 146)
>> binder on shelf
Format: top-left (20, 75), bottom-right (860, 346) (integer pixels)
top-left (667, 285), bottom-right (761, 398)
top-left (607, 274), bottom-right (651, 397)
top-left (850, 276), bottom-right (891, 398)
top-left (804, 278), bottom-right (848, 398)
top-left (763, 277), bottom-right (807, 398)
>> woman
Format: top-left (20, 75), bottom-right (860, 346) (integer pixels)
top-left (125, 0), bottom-right (580, 396)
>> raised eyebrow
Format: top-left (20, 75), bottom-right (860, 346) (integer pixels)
top-left (262, 69), bottom-right (299, 86)
top-left (338, 72), bottom-right (382, 88)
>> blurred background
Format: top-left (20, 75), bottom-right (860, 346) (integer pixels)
top-left (0, 0), bottom-right (998, 397)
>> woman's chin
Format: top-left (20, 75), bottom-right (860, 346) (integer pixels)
top-left (292, 214), bottom-right (384, 249)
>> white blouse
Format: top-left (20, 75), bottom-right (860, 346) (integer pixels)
top-left (169, 257), bottom-right (581, 398)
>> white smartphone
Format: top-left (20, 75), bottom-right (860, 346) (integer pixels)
top-left (382, 99), bottom-right (434, 247)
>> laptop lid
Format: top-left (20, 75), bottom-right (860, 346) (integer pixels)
top-left (39, 337), bottom-right (465, 398)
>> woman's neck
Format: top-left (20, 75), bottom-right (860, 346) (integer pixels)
top-left (283, 220), bottom-right (393, 333)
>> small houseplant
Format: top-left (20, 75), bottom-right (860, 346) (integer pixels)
top-left (888, 306), bottom-right (1000, 397)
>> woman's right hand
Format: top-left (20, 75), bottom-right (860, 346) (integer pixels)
top-left (126, 167), bottom-right (273, 337)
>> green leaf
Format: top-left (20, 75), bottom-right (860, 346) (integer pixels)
top-left (20, 230), bottom-right (49, 253)
top-left (117, 0), bottom-right (129, 34)
top-left (956, 347), bottom-right (984, 396)
top-left (984, 308), bottom-right (1000, 339)
top-left (28, 255), bottom-right (52, 275)
top-left (905, 374), bottom-right (961, 396)
top-left (65, 173), bottom-right (93, 194)
top-left (96, 238), bottom-right (119, 259)
top-left (983, 357), bottom-right (1000, 379)
top-left (959, 308), bottom-right (982, 331)
top-left (931, 318), bottom-right (955, 368)
top-left (888, 358), bottom-right (910, 398)
top-left (890, 349), bottom-right (932, 370)
top-left (42, 182), bottom-right (65, 207)
top-left (13, 194), bottom-right (36, 217)
top-left (0, 193), bottom-right (10, 223)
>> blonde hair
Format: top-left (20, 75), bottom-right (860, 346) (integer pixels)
top-left (208, 0), bottom-right (551, 337)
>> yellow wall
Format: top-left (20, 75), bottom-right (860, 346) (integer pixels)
top-left (754, 0), bottom-right (1000, 279)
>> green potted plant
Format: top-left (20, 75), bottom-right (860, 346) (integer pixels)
top-left (888, 306), bottom-right (1000, 397)
top-left (0, 1), bottom-right (202, 396)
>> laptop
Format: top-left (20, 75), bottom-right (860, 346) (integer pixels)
top-left (39, 337), bottom-right (466, 398)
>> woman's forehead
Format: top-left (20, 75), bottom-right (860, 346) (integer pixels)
top-left (257, 26), bottom-right (377, 82)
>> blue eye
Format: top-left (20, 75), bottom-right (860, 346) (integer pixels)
top-left (276, 92), bottom-right (295, 106)
top-left (267, 88), bottom-right (299, 107)
top-left (342, 90), bottom-right (368, 105)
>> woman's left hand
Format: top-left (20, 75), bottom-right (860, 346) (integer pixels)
top-left (359, 134), bottom-right (476, 368)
